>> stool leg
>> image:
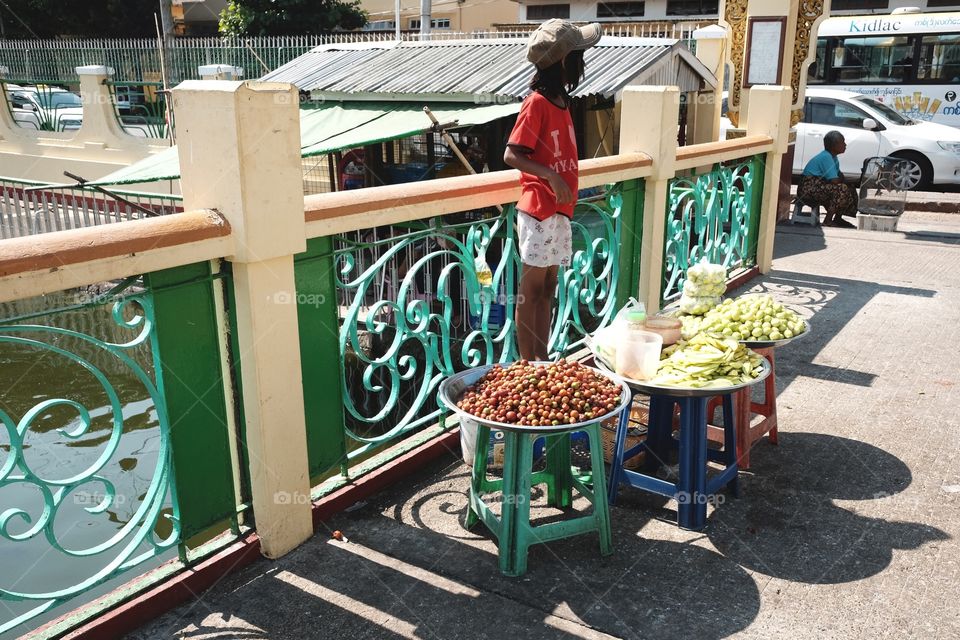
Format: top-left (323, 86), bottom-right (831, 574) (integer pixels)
top-left (677, 397), bottom-right (708, 531)
top-left (645, 395), bottom-right (674, 474)
top-left (586, 423), bottom-right (613, 556)
top-left (545, 433), bottom-right (573, 508)
top-left (691, 397), bottom-right (709, 530)
top-left (466, 425), bottom-right (491, 529)
top-left (735, 387), bottom-right (752, 470)
top-left (765, 349), bottom-right (779, 445)
top-left (722, 394), bottom-right (740, 498)
top-left (606, 390), bottom-right (634, 505)
top-left (500, 431), bottom-right (534, 577)
top-left (675, 397), bottom-right (694, 529)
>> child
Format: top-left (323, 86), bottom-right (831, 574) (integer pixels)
top-left (504, 19), bottom-right (602, 361)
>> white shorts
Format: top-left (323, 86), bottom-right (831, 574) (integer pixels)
top-left (517, 210), bottom-right (572, 268)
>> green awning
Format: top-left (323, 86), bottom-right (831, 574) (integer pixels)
top-left (88, 101), bottom-right (521, 187)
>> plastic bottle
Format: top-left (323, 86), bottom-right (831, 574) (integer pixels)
top-left (624, 309), bottom-right (647, 330)
top-left (475, 255), bottom-right (493, 287)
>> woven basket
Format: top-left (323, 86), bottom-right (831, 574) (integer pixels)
top-left (601, 403), bottom-right (650, 471)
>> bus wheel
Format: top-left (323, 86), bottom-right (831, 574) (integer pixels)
top-left (890, 152), bottom-right (931, 191)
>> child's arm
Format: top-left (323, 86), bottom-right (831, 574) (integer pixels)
top-left (504, 145), bottom-right (574, 205)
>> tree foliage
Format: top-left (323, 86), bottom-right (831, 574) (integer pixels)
top-left (218, 0), bottom-right (366, 37)
top-left (0, 0), bottom-right (163, 38)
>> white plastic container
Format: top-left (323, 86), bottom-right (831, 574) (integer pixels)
top-left (459, 415), bottom-right (486, 466)
top-left (615, 329), bottom-right (663, 380)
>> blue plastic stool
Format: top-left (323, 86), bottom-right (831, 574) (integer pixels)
top-left (607, 390), bottom-right (739, 530)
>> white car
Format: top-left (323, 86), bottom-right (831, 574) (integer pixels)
top-left (6, 85), bottom-right (83, 132)
top-left (722, 88), bottom-right (960, 190)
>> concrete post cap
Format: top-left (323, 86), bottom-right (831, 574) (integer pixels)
top-left (75, 65), bottom-right (115, 76)
top-left (692, 25), bottom-right (726, 40)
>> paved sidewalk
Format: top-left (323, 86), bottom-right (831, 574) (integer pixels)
top-left (127, 212), bottom-right (960, 640)
top-left (788, 184), bottom-right (960, 213)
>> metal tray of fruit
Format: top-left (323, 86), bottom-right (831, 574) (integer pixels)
top-left (438, 362), bottom-right (632, 434)
top-left (739, 318), bottom-right (811, 349)
top-left (589, 350), bottom-right (771, 398)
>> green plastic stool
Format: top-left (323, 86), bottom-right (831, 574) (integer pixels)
top-left (465, 423), bottom-right (614, 577)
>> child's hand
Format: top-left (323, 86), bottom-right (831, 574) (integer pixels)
top-left (547, 172), bottom-right (573, 204)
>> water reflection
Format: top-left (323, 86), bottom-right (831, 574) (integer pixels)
top-left (0, 293), bottom-right (174, 636)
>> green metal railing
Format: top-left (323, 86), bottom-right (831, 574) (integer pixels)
top-left (0, 264), bottom-right (247, 637)
top-left (292, 183), bottom-right (640, 481)
top-left (0, 26), bottom-right (708, 85)
top-left (105, 81), bottom-right (170, 140)
top-left (661, 154), bottom-right (766, 305)
top-left (0, 279), bottom-right (179, 635)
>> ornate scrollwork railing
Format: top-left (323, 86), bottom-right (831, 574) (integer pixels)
top-left (0, 281), bottom-right (179, 634)
top-left (662, 156), bottom-right (762, 304)
top-left (332, 186), bottom-right (623, 459)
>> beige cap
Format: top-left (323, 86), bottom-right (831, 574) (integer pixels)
top-left (526, 19), bottom-right (602, 70)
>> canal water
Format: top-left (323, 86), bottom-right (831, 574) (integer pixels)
top-left (0, 293), bottom-right (174, 637)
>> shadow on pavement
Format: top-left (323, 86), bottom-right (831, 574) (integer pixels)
top-left (706, 432), bottom-right (948, 584)
top-left (129, 461), bottom-right (762, 640)
top-left (730, 270), bottom-right (935, 391)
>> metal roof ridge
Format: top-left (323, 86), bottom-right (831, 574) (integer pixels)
top-left (307, 40), bottom-right (401, 53)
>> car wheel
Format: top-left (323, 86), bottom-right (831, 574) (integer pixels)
top-left (890, 152), bottom-right (931, 191)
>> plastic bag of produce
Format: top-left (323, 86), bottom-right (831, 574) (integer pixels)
top-left (687, 261), bottom-right (727, 285)
top-left (586, 324), bottom-right (620, 367)
top-left (679, 294), bottom-right (721, 316)
top-left (682, 279), bottom-right (726, 298)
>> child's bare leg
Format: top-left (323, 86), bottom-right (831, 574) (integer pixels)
top-left (534, 265), bottom-right (559, 360)
top-left (517, 264), bottom-right (549, 361)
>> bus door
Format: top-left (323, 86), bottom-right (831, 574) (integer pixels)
top-left (801, 98), bottom-right (885, 179)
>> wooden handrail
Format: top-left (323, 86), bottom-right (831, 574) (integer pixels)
top-left (303, 152), bottom-right (652, 238)
top-left (674, 134), bottom-right (775, 170)
top-left (0, 210), bottom-right (231, 302)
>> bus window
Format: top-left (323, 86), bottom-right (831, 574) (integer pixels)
top-left (808, 39), bottom-right (828, 84)
top-left (918, 33), bottom-right (960, 82)
top-left (830, 36), bottom-right (913, 83)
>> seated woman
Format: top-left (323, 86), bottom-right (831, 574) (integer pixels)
top-left (798, 130), bottom-right (858, 229)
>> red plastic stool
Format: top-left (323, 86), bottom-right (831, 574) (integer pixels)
top-left (705, 346), bottom-right (778, 469)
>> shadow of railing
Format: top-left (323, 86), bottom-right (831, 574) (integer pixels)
top-left (728, 269), bottom-right (936, 392)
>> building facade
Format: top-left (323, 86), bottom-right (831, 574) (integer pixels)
top-left (513, 0), bottom-right (959, 23)
top-left (360, 0), bottom-right (519, 32)
top-left (172, 0), bottom-right (228, 35)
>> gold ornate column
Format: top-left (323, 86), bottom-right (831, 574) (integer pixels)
top-left (720, 0), bottom-right (749, 129)
top-left (719, 0), bottom-right (829, 132)
top-left (790, 0), bottom-right (830, 126)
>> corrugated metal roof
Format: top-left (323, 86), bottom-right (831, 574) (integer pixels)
top-left (261, 37), bottom-right (715, 102)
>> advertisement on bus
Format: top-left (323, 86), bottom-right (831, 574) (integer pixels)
top-left (812, 12), bottom-right (960, 128)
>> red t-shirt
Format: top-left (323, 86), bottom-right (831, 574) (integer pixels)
top-left (507, 91), bottom-right (578, 221)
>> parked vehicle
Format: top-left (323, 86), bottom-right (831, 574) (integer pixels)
top-left (808, 9), bottom-right (960, 129)
top-left (722, 88), bottom-right (960, 189)
top-left (4, 84), bottom-right (83, 132)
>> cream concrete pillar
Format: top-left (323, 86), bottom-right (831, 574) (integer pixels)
top-left (172, 80), bottom-right (313, 559)
top-left (620, 86), bottom-right (679, 314)
top-left (198, 64), bottom-right (245, 81)
top-left (691, 25), bottom-right (727, 144)
top-left (746, 86), bottom-right (793, 274)
top-left (0, 66), bottom-right (18, 140)
top-left (74, 65), bottom-right (131, 145)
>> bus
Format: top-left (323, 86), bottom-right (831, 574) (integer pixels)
top-left (808, 10), bottom-right (960, 128)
